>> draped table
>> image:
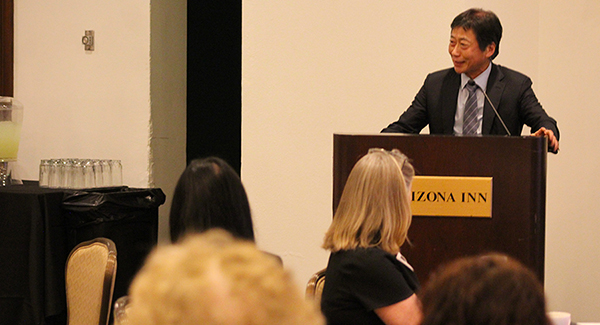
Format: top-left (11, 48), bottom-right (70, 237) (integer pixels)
top-left (0, 181), bottom-right (68, 324)
top-left (0, 181), bottom-right (164, 325)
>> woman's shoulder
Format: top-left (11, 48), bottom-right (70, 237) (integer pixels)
top-left (331, 247), bottom-right (396, 269)
top-left (333, 247), bottom-right (389, 257)
top-left (328, 247), bottom-right (420, 291)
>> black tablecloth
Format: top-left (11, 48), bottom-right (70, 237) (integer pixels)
top-left (0, 182), bottom-right (164, 325)
top-left (0, 182), bottom-right (68, 325)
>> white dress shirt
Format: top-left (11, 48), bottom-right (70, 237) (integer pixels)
top-left (453, 62), bottom-right (492, 135)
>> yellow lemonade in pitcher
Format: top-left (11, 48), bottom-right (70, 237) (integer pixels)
top-left (0, 121), bottom-right (22, 161)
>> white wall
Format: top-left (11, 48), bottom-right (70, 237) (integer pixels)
top-left (539, 2), bottom-right (600, 321)
top-left (243, 0), bottom-right (600, 321)
top-left (14, 0), bottom-right (186, 242)
top-left (15, 0), bottom-right (152, 186)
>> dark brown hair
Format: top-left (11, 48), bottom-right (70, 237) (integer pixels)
top-left (420, 254), bottom-right (550, 325)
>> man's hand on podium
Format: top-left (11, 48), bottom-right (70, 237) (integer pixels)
top-left (532, 127), bottom-right (559, 154)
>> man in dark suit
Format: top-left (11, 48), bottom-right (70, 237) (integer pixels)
top-left (382, 8), bottom-right (559, 153)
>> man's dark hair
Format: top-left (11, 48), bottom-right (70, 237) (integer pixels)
top-left (169, 156), bottom-right (255, 242)
top-left (451, 8), bottom-right (503, 60)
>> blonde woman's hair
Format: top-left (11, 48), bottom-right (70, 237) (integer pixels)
top-left (322, 148), bottom-right (414, 254)
top-left (126, 229), bottom-right (324, 325)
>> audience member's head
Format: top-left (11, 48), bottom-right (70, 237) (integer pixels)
top-left (169, 157), bottom-right (254, 242)
top-left (420, 253), bottom-right (551, 325)
top-left (126, 229), bottom-right (324, 325)
top-left (323, 148), bottom-right (415, 255)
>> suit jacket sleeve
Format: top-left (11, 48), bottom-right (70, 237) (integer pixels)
top-left (515, 76), bottom-right (560, 140)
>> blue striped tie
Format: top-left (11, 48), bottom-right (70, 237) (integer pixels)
top-left (463, 80), bottom-right (479, 135)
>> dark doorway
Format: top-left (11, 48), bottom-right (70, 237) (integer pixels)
top-left (187, 1), bottom-right (242, 174)
top-left (0, 0), bottom-right (14, 96)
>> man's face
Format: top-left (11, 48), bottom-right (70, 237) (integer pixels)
top-left (448, 27), bottom-right (495, 79)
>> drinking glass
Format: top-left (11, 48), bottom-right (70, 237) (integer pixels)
top-left (110, 160), bottom-right (123, 186)
top-left (113, 295), bottom-right (130, 325)
top-left (71, 159), bottom-right (84, 189)
top-left (82, 159), bottom-right (95, 188)
top-left (39, 159), bottom-right (50, 187)
top-left (48, 159), bottom-right (61, 188)
top-left (547, 311), bottom-right (571, 325)
top-left (60, 159), bottom-right (73, 189)
top-left (93, 159), bottom-right (104, 187)
top-left (101, 160), bottom-right (111, 186)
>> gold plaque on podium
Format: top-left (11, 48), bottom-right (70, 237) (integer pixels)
top-left (411, 176), bottom-right (492, 218)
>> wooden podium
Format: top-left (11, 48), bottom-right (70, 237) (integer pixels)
top-left (333, 133), bottom-right (547, 284)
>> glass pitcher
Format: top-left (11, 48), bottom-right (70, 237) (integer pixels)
top-left (0, 96), bottom-right (24, 186)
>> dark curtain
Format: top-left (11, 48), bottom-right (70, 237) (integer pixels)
top-left (0, 0), bottom-right (14, 96)
top-left (187, 1), bottom-right (242, 174)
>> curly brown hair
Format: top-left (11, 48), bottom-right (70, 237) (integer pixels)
top-left (420, 253), bottom-right (550, 325)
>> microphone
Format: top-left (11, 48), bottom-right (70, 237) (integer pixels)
top-left (482, 90), bottom-right (511, 136)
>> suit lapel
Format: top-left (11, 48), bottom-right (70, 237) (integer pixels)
top-left (482, 63), bottom-right (505, 134)
top-left (441, 70), bottom-right (461, 134)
